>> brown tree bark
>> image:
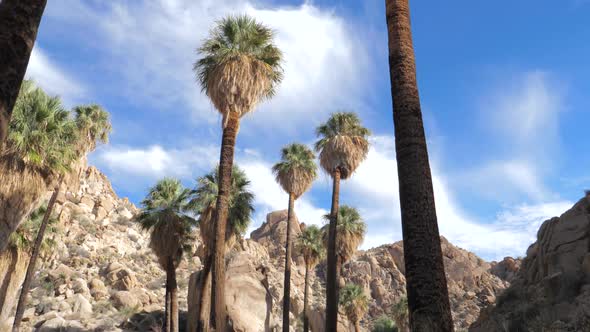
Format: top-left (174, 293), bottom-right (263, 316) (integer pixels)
top-left (282, 192), bottom-right (295, 332)
top-left (166, 256), bottom-right (179, 332)
top-left (196, 255), bottom-right (212, 332)
top-left (354, 320), bottom-right (361, 332)
top-left (302, 264), bottom-right (310, 332)
top-left (12, 176), bottom-right (61, 332)
top-left (0, 0), bottom-right (47, 145)
top-left (164, 283), bottom-right (170, 332)
top-left (211, 111), bottom-right (240, 332)
top-left (325, 168), bottom-right (341, 331)
top-left (385, 0), bottom-right (454, 331)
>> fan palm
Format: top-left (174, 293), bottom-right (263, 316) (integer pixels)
top-left (272, 143), bottom-right (317, 331)
top-left (339, 284), bottom-right (369, 332)
top-left (0, 0), bottom-right (47, 145)
top-left (73, 104), bottom-right (111, 152)
top-left (295, 225), bottom-right (324, 332)
top-left (193, 14), bottom-right (283, 331)
top-left (136, 178), bottom-right (197, 332)
top-left (1, 81), bottom-right (77, 251)
top-left (314, 112), bottom-right (370, 331)
top-left (188, 165), bottom-right (254, 331)
top-left (385, 1), bottom-right (453, 330)
top-left (321, 205), bottom-right (366, 272)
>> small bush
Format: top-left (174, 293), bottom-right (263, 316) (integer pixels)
top-left (372, 315), bottom-right (398, 332)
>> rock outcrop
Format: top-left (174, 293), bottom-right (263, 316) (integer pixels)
top-left (470, 194), bottom-right (590, 331)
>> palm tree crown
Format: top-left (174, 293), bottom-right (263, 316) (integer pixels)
top-left (194, 14), bottom-right (284, 125)
top-left (314, 112), bottom-right (371, 179)
top-left (74, 104), bottom-right (111, 152)
top-left (296, 225), bottom-right (325, 268)
top-left (272, 143), bottom-right (317, 198)
top-left (4, 80), bottom-right (77, 173)
top-left (137, 178), bottom-right (197, 267)
top-left (322, 205), bottom-right (366, 264)
top-left (340, 283), bottom-right (369, 326)
top-left (188, 165), bottom-right (254, 243)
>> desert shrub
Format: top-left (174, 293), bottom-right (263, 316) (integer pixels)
top-left (372, 315), bottom-right (398, 332)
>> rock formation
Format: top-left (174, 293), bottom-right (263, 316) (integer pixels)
top-left (470, 194), bottom-right (590, 332)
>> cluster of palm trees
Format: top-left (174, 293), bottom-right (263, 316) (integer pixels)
top-left (1, 0), bottom-right (455, 331)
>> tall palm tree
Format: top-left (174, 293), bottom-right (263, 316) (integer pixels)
top-left (314, 112), bottom-right (370, 331)
top-left (295, 225), bottom-right (324, 332)
top-left (188, 165), bottom-right (254, 331)
top-left (0, 0), bottom-right (47, 145)
top-left (0, 81), bottom-right (78, 251)
top-left (136, 178), bottom-right (197, 332)
top-left (73, 104), bottom-right (111, 152)
top-left (385, 1), bottom-right (453, 330)
top-left (272, 143), bottom-right (317, 331)
top-left (321, 205), bottom-right (366, 273)
top-left (339, 284), bottom-right (369, 332)
top-left (193, 14), bottom-right (283, 331)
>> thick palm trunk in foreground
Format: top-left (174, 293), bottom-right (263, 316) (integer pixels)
top-left (212, 111), bottom-right (240, 332)
top-left (282, 192), bottom-right (295, 331)
top-left (0, 0), bottom-right (47, 144)
top-left (12, 177), bottom-right (61, 332)
top-left (385, 0), bottom-right (453, 331)
top-left (303, 265), bottom-right (311, 332)
top-left (325, 168), bottom-right (341, 331)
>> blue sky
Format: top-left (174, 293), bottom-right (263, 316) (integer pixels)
top-left (25, 0), bottom-right (590, 261)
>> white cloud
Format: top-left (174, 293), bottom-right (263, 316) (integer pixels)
top-left (44, 0), bottom-right (371, 132)
top-left (26, 47), bottom-right (86, 106)
top-left (343, 136), bottom-right (572, 260)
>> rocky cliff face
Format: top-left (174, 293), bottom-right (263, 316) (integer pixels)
top-left (1, 166), bottom-right (521, 331)
top-left (470, 194), bottom-right (590, 332)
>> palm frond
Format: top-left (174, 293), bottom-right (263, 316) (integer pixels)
top-left (272, 143), bottom-right (317, 198)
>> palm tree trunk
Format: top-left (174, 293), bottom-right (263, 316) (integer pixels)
top-left (282, 192), bottom-right (295, 332)
top-left (166, 256), bottom-right (179, 332)
top-left (354, 320), bottom-right (361, 332)
top-left (12, 176), bottom-right (61, 332)
top-left (325, 168), bottom-right (341, 331)
top-left (303, 264), bottom-right (310, 332)
top-left (385, 1), bottom-right (453, 331)
top-left (212, 111), bottom-right (240, 332)
top-left (0, 0), bottom-right (47, 144)
top-left (164, 283), bottom-right (170, 332)
top-left (196, 255), bottom-right (212, 332)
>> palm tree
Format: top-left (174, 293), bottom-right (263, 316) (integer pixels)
top-left (136, 178), bottom-right (197, 332)
top-left (272, 143), bottom-right (317, 331)
top-left (321, 205), bottom-right (366, 273)
top-left (0, 81), bottom-right (78, 251)
top-left (339, 284), bottom-right (369, 332)
top-left (188, 165), bottom-right (254, 331)
top-left (385, 1), bottom-right (453, 330)
top-left (391, 296), bottom-right (409, 332)
top-left (193, 14), bottom-right (283, 331)
top-left (73, 104), bottom-right (111, 152)
top-left (0, 0), bottom-right (47, 145)
top-left (314, 112), bottom-right (370, 331)
top-left (295, 225), bottom-right (324, 332)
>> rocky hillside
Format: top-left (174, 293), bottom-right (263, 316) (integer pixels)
top-left (1, 166), bottom-right (519, 331)
top-left (470, 193), bottom-right (590, 332)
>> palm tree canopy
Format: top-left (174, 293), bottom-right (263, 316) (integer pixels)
top-left (9, 204), bottom-right (58, 253)
top-left (272, 143), bottom-right (317, 198)
top-left (295, 225), bottom-right (325, 268)
top-left (322, 205), bottom-right (366, 264)
top-left (188, 165), bottom-right (254, 242)
top-left (74, 104), bottom-right (111, 151)
top-left (194, 14), bottom-right (284, 123)
top-left (4, 80), bottom-right (78, 173)
top-left (314, 112), bottom-right (371, 179)
top-left (339, 283), bottom-right (369, 324)
top-left (137, 178), bottom-right (197, 268)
